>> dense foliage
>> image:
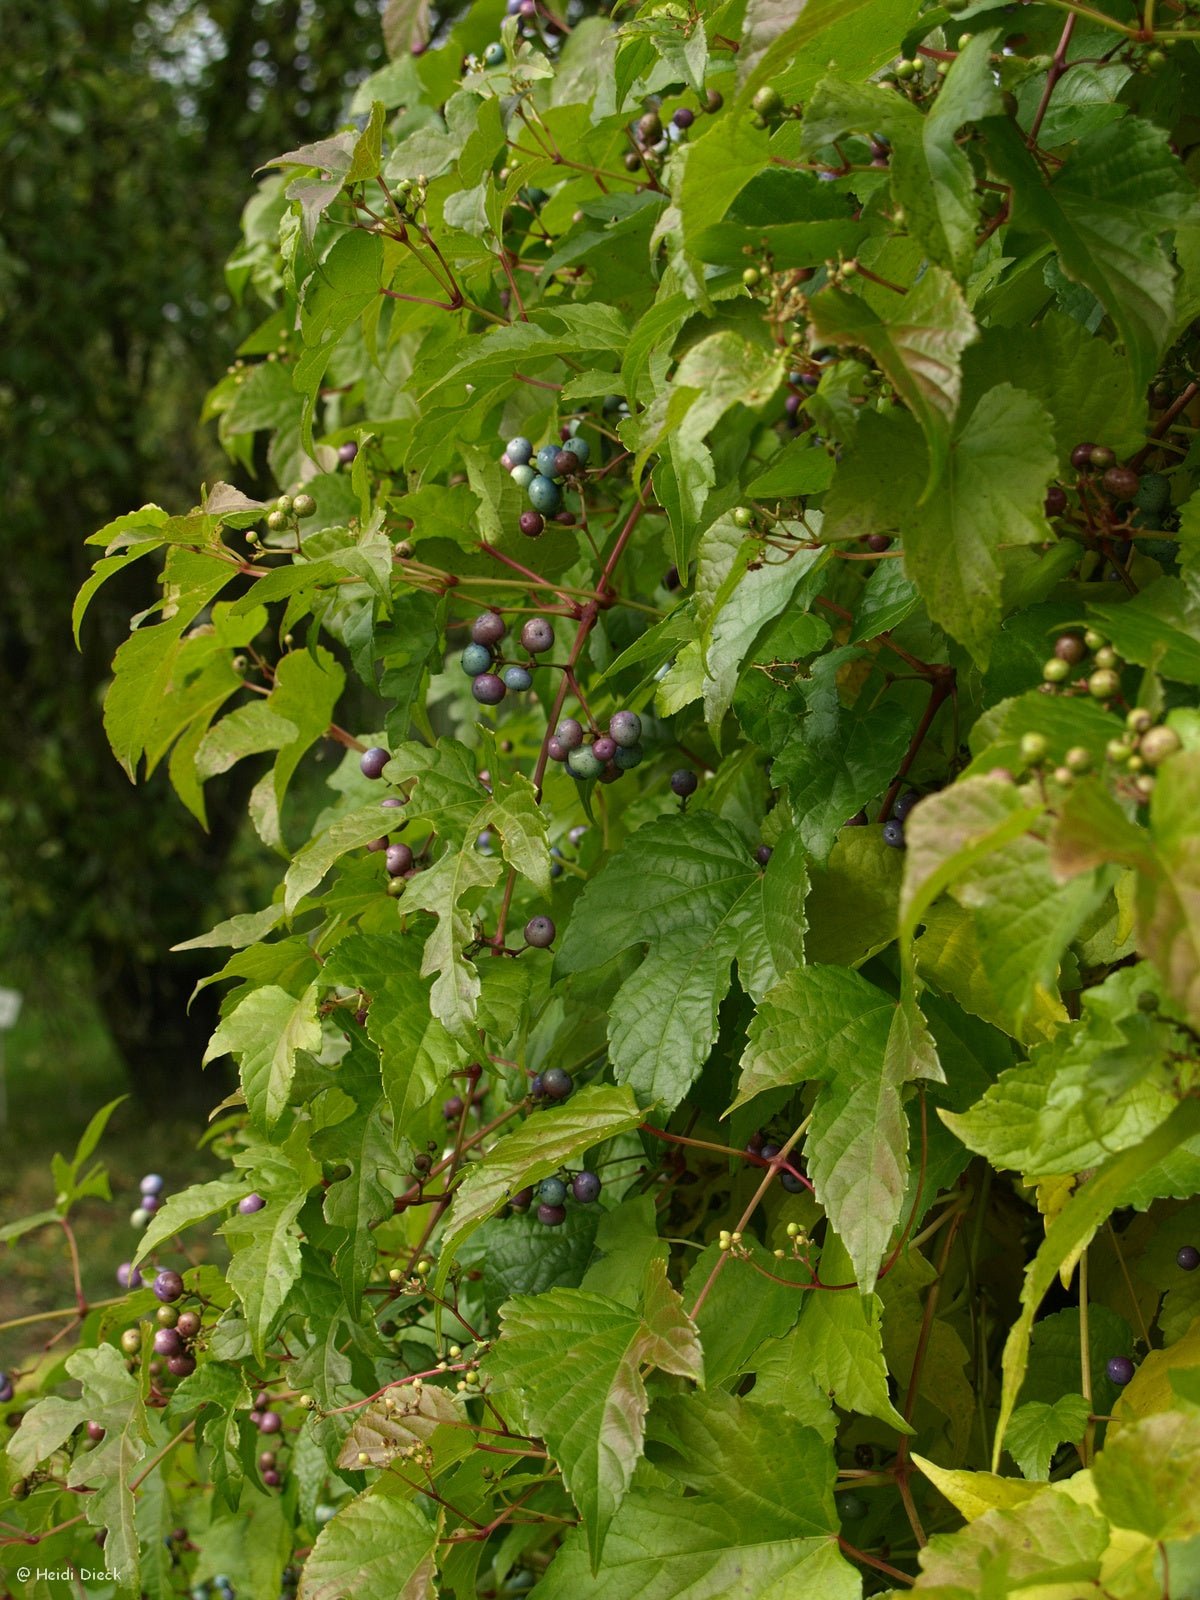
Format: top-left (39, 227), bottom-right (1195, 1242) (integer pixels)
top-left (6, 0), bottom-right (1200, 1593)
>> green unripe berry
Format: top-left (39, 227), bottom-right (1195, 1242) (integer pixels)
top-left (1064, 746), bottom-right (1092, 774)
top-left (1042, 657), bottom-right (1070, 683)
top-left (895, 59), bottom-right (918, 80)
top-left (275, 495), bottom-right (293, 514)
top-left (292, 492), bottom-right (316, 518)
top-left (1019, 732), bottom-right (1048, 766)
top-left (732, 505), bottom-right (754, 529)
top-left (1126, 707), bottom-right (1154, 734)
top-left (1093, 645), bottom-right (1119, 671)
top-left (120, 1328), bottom-right (143, 1356)
top-left (266, 510), bottom-right (289, 532)
top-left (157, 1305), bottom-right (179, 1328)
top-left (1088, 668), bottom-right (1121, 699)
top-left (1053, 765), bottom-right (1074, 787)
top-left (751, 85), bottom-right (783, 117)
top-left (742, 267), bottom-right (761, 288)
top-left (1105, 738), bottom-right (1131, 764)
top-left (1134, 773), bottom-right (1156, 798)
top-left (1084, 629), bottom-right (1106, 651)
top-left (1127, 753), bottom-right (1145, 773)
top-left (1139, 725), bottom-right (1181, 767)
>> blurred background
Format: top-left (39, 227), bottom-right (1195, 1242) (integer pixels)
top-left (0, 0), bottom-right (404, 1334)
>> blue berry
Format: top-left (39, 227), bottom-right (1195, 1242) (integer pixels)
top-left (140, 1173), bottom-right (165, 1197)
top-left (503, 665), bottom-right (533, 691)
top-left (562, 436), bottom-right (590, 465)
top-left (670, 769), bottom-right (698, 797)
top-left (529, 1073), bottom-right (545, 1099)
top-left (472, 673), bottom-right (507, 706)
top-left (483, 41), bottom-right (505, 66)
top-left (539, 1177), bottom-right (567, 1205)
top-left (541, 1067), bottom-right (573, 1101)
top-left (882, 819), bottom-right (906, 849)
top-left (609, 710), bottom-right (641, 747)
top-left (571, 1171), bottom-right (601, 1203)
top-left (528, 474), bottom-right (562, 514)
top-left (0, 1372), bottom-right (12, 1404)
top-left (613, 743), bottom-right (644, 770)
top-left (511, 463), bottom-right (536, 490)
top-left (536, 443), bottom-right (563, 478)
top-left (780, 1170), bottom-right (805, 1192)
top-left (461, 642), bottom-right (494, 677)
top-left (1106, 1355), bottom-right (1134, 1385)
top-left (360, 746), bottom-right (389, 779)
top-left (893, 789), bottom-right (920, 822)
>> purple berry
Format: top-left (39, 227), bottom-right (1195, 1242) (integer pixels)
top-left (670, 769), bottom-right (698, 797)
top-left (541, 1066), bottom-right (573, 1100)
top-left (471, 611), bottom-right (507, 646)
top-left (499, 452), bottom-right (514, 472)
top-left (259, 1450), bottom-right (276, 1469)
top-left (524, 916), bottom-right (556, 948)
top-left (386, 842), bottom-right (414, 877)
top-left (472, 673), bottom-right (507, 706)
top-left (166, 1354), bottom-right (196, 1379)
top-left (755, 844), bottom-right (772, 865)
top-left (176, 1311), bottom-right (201, 1339)
top-left (443, 1095), bottom-right (465, 1121)
top-left (510, 1186), bottom-right (534, 1212)
top-left (592, 735), bottom-right (616, 762)
top-left (521, 617), bottom-right (555, 654)
top-left (86, 1420), bottom-right (105, 1442)
top-left (366, 836), bottom-right (389, 853)
top-left (257, 1410), bottom-right (282, 1434)
top-left (1106, 1356), bottom-right (1134, 1386)
top-left (529, 1073), bottom-right (545, 1099)
top-left (537, 1203), bottom-right (567, 1227)
top-left (519, 510), bottom-right (544, 538)
top-left (0, 1375), bottom-right (13, 1404)
top-left (338, 440), bottom-right (359, 464)
top-left (153, 1270), bottom-right (184, 1305)
top-left (139, 1174), bottom-right (165, 1197)
top-left (553, 449), bottom-right (577, 477)
top-left (360, 746), bottom-right (389, 780)
top-left (1177, 1245), bottom-right (1200, 1271)
top-left (154, 1328), bottom-right (184, 1358)
top-left (141, 1194), bottom-right (160, 1215)
top-left (785, 393), bottom-right (802, 419)
top-left (571, 1171), bottom-right (601, 1203)
top-left (547, 737), bottom-right (567, 763)
top-left (238, 1193), bottom-right (265, 1215)
top-left (673, 107), bottom-right (694, 129)
top-left (116, 1262), bottom-right (143, 1290)
top-left (555, 717), bottom-right (584, 750)
top-left (263, 1468), bottom-right (281, 1487)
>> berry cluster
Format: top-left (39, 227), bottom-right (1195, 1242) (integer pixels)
top-left (510, 1167), bottom-right (602, 1226)
top-left (500, 433), bottom-right (589, 529)
top-left (1039, 628), bottom-right (1126, 702)
top-left (129, 1169), bottom-right (166, 1230)
top-left (460, 611), bottom-right (555, 705)
top-left (548, 709), bottom-right (645, 784)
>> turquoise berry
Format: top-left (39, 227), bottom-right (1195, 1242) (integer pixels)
top-left (510, 463), bottom-right (536, 490)
top-left (528, 475), bottom-right (562, 514)
top-left (483, 41), bottom-right (505, 66)
top-left (536, 443), bottom-right (563, 478)
top-left (506, 436), bottom-right (533, 467)
top-left (461, 642), bottom-right (493, 676)
top-left (567, 745), bottom-right (604, 781)
top-left (562, 436), bottom-right (590, 465)
top-left (503, 665), bottom-right (533, 691)
top-left (538, 1176), bottom-right (567, 1205)
top-left (613, 742), bottom-right (644, 769)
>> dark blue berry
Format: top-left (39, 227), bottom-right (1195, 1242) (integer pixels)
top-left (1177, 1245), bottom-right (1199, 1271)
top-left (521, 617), bottom-right (555, 653)
top-left (780, 1170), bottom-right (805, 1192)
top-left (529, 1073), bottom-right (545, 1099)
top-left (472, 673), bottom-right (507, 706)
top-left (673, 107), bottom-right (694, 130)
top-left (670, 769), bottom-right (698, 797)
top-left (360, 746), bottom-right (389, 780)
top-left (759, 1143), bottom-right (781, 1163)
top-left (539, 1177), bottom-right (567, 1205)
top-left (1106, 1355), bottom-right (1134, 1385)
top-left (882, 819), bottom-right (906, 849)
top-left (571, 1171), bottom-right (601, 1203)
top-left (893, 789), bottom-right (920, 823)
top-left (471, 611), bottom-right (506, 647)
top-left (541, 1067), bottom-right (573, 1101)
top-left (536, 443), bottom-right (563, 478)
top-left (506, 436), bottom-right (533, 466)
top-left (755, 844), bottom-right (772, 865)
top-left (462, 642), bottom-right (493, 677)
top-left (524, 915), bottom-right (555, 948)
top-left (528, 475), bottom-right (562, 514)
top-left (613, 743), bottom-right (643, 770)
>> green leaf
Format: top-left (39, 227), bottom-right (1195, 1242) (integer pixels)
top-left (132, 1177), bottom-right (245, 1269)
top-left (994, 1097), bottom-right (1200, 1469)
top-left (915, 1489), bottom-right (1108, 1591)
top-left (1005, 1394), bottom-right (1091, 1481)
top-left (284, 801), bottom-right (402, 912)
top-left (1085, 575), bottom-right (1200, 686)
top-left (399, 840), bottom-right (501, 1040)
top-left (682, 1242), bottom-right (809, 1389)
top-left (773, 703), bottom-right (915, 865)
top-left (734, 965), bottom-right (939, 1289)
top-left (439, 1085), bottom-right (645, 1274)
top-left (297, 1476), bottom-right (438, 1600)
top-left (798, 1231), bottom-right (911, 1432)
top-left (195, 701), bottom-right (299, 782)
top-left (225, 1181), bottom-right (310, 1363)
top-left (295, 231), bottom-right (383, 449)
top-left (486, 770), bottom-right (551, 896)
top-left (809, 268), bottom-right (977, 482)
top-left (487, 1260), bottom-right (702, 1566)
top-left (981, 114), bottom-right (1195, 387)
top-left (554, 814), bottom-right (761, 1109)
top-left (204, 983), bottom-right (322, 1129)
top-left (1094, 1409), bottom-right (1200, 1540)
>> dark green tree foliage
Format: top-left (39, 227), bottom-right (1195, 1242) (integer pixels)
top-left (7, 1), bottom-right (1200, 1593)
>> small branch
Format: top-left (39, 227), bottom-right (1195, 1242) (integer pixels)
top-left (1027, 15), bottom-right (1077, 148)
